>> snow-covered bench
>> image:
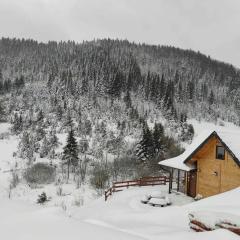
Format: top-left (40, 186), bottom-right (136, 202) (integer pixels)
top-left (141, 191), bottom-right (163, 204)
top-left (142, 195), bottom-right (171, 207)
top-left (149, 191), bottom-right (164, 199)
top-left (141, 190), bottom-right (171, 206)
top-left (148, 198), bottom-right (167, 207)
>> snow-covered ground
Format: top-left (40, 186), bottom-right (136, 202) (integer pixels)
top-left (0, 121), bottom-right (239, 239)
top-left (0, 186), bottom-right (239, 240)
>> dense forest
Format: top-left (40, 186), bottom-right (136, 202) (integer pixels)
top-left (0, 37), bottom-right (239, 191)
top-left (1, 38), bottom-right (239, 123)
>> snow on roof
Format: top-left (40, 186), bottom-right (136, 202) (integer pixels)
top-left (216, 130), bottom-right (240, 163)
top-left (159, 128), bottom-right (240, 171)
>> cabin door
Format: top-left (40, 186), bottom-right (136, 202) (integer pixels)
top-left (188, 170), bottom-right (197, 198)
top-left (197, 164), bottom-right (221, 197)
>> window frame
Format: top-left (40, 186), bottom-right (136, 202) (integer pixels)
top-left (216, 145), bottom-right (225, 160)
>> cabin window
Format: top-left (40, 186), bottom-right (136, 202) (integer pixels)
top-left (216, 146), bottom-right (225, 160)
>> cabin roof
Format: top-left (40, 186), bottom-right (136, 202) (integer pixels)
top-left (159, 130), bottom-right (240, 171)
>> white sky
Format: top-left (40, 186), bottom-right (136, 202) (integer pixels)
top-left (0, 0), bottom-right (240, 67)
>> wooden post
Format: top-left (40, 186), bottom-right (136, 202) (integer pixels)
top-left (184, 172), bottom-right (187, 194)
top-left (105, 190), bottom-right (107, 201)
top-left (169, 169), bottom-right (173, 194)
top-left (177, 169), bottom-right (180, 192)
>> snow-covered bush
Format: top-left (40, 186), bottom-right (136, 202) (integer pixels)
top-left (10, 170), bottom-right (19, 189)
top-left (24, 163), bottom-right (56, 185)
top-left (60, 201), bottom-right (67, 212)
top-left (0, 132), bottom-right (9, 140)
top-left (219, 120), bottom-right (225, 126)
top-left (72, 193), bottom-right (84, 207)
top-left (178, 123), bottom-right (194, 143)
top-left (90, 162), bottom-right (110, 192)
top-left (7, 171), bottom-right (19, 199)
top-left (56, 183), bottom-right (67, 197)
top-left (37, 192), bottom-right (48, 204)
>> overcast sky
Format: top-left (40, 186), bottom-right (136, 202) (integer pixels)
top-left (0, 0), bottom-right (239, 67)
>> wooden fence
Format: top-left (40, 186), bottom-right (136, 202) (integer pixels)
top-left (105, 176), bottom-right (169, 201)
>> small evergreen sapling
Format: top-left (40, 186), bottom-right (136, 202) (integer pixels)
top-left (37, 192), bottom-right (48, 204)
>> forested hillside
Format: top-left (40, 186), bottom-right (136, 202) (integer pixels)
top-left (1, 38), bottom-right (239, 123)
top-left (0, 37), bottom-right (239, 192)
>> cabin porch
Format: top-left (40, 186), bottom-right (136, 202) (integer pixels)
top-left (162, 167), bottom-right (197, 198)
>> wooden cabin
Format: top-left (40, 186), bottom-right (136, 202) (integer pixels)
top-left (159, 131), bottom-right (240, 198)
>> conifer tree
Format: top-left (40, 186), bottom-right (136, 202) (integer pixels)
top-left (0, 101), bottom-right (5, 122)
top-left (152, 122), bottom-right (164, 156)
top-left (208, 90), bottom-right (215, 105)
top-left (12, 113), bottom-right (23, 134)
top-left (123, 90), bottom-right (132, 109)
top-left (159, 74), bottom-right (165, 99)
top-left (62, 129), bottom-right (79, 180)
top-left (64, 110), bottom-right (73, 130)
top-left (40, 136), bottom-right (49, 158)
top-left (136, 122), bottom-right (154, 161)
top-left (36, 109), bottom-right (44, 123)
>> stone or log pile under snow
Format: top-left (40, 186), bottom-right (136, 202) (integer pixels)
top-left (189, 211), bottom-right (240, 235)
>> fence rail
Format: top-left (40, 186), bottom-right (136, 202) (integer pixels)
top-left (104, 176), bottom-right (169, 201)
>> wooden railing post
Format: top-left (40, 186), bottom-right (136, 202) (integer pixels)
top-left (105, 190), bottom-right (107, 201)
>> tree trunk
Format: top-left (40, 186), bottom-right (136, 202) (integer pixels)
top-left (67, 161), bottom-right (70, 181)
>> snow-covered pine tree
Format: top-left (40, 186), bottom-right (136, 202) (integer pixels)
top-left (152, 122), bottom-right (164, 157)
top-left (11, 113), bottom-right (23, 134)
top-left (62, 129), bottom-right (79, 180)
top-left (136, 122), bottom-right (154, 161)
top-left (0, 100), bottom-right (5, 122)
top-left (39, 136), bottom-right (49, 158)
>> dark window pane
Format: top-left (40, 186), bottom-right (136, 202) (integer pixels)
top-left (216, 146), bottom-right (225, 160)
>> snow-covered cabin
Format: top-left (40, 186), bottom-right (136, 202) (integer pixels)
top-left (159, 131), bottom-right (240, 198)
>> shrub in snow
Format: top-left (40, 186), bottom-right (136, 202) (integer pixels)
top-left (7, 170), bottom-right (20, 199)
top-left (56, 185), bottom-right (63, 196)
top-left (60, 201), bottom-right (67, 212)
top-left (0, 132), bottom-right (9, 139)
top-left (219, 120), bottom-right (225, 126)
top-left (24, 163), bottom-right (56, 185)
top-left (73, 194), bottom-right (84, 207)
top-left (37, 192), bottom-right (48, 204)
top-left (90, 162), bottom-right (109, 192)
top-left (10, 170), bottom-right (19, 188)
top-left (179, 123), bottom-right (194, 143)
